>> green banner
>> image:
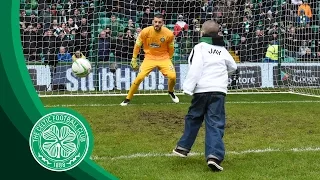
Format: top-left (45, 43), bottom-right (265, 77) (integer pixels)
top-left (0, 1), bottom-right (117, 179)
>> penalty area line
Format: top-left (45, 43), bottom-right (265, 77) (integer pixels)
top-left (90, 147), bottom-right (320, 161)
top-left (44, 100), bottom-right (320, 107)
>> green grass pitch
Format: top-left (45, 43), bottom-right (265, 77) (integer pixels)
top-left (41, 94), bottom-right (320, 180)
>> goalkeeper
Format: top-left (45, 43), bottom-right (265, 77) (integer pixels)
top-left (120, 14), bottom-right (179, 106)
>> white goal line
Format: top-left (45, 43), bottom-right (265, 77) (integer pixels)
top-left (44, 100), bottom-right (320, 107)
top-left (90, 147), bottom-right (320, 161)
top-left (39, 91), bottom-right (292, 97)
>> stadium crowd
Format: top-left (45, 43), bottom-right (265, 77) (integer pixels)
top-left (20, 0), bottom-right (320, 64)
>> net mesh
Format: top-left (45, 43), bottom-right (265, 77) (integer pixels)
top-left (20, 0), bottom-right (320, 96)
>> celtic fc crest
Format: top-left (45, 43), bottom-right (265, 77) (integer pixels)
top-left (29, 112), bottom-right (89, 172)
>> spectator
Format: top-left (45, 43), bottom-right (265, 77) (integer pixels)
top-left (113, 33), bottom-right (128, 61)
top-left (72, 50), bottom-right (86, 61)
top-left (298, 40), bottom-right (311, 57)
top-left (20, 10), bottom-right (27, 28)
top-left (86, 3), bottom-right (95, 25)
top-left (65, 0), bottom-right (78, 15)
top-left (235, 36), bottom-right (251, 62)
top-left (200, 0), bottom-right (213, 23)
top-left (240, 16), bottom-right (252, 34)
top-left (35, 23), bottom-right (44, 37)
top-left (285, 26), bottom-right (299, 57)
top-left (124, 19), bottom-right (137, 34)
top-left (298, 0), bottom-right (312, 19)
top-left (264, 43), bottom-right (279, 63)
top-left (253, 2), bottom-right (268, 21)
top-left (230, 30), bottom-right (241, 50)
top-left (22, 25), bottom-right (38, 56)
top-left (140, 7), bottom-right (153, 29)
top-left (55, 31), bottom-right (69, 50)
top-left (98, 31), bottom-right (110, 62)
top-left (264, 10), bottom-right (276, 32)
top-left (67, 18), bottom-right (78, 32)
top-left (104, 27), bottom-right (112, 38)
top-left (28, 51), bottom-right (42, 61)
top-left (59, 23), bottom-right (68, 34)
top-left (134, 27), bottom-right (141, 39)
top-left (50, 4), bottom-right (58, 17)
top-left (57, 46), bottom-right (72, 62)
top-left (39, 6), bottom-right (52, 30)
top-left (124, 0), bottom-right (137, 22)
top-left (109, 15), bottom-right (123, 37)
top-left (124, 30), bottom-right (135, 61)
top-left (41, 29), bottom-right (56, 64)
top-left (189, 19), bottom-right (201, 46)
top-left (77, 18), bottom-right (91, 34)
top-left (71, 8), bottom-right (82, 24)
top-left (297, 9), bottom-right (310, 27)
top-left (174, 15), bottom-right (189, 43)
top-left (268, 22), bottom-right (285, 35)
top-left (57, 9), bottom-right (68, 24)
top-left (251, 29), bottom-right (268, 62)
top-left (75, 29), bottom-right (90, 57)
top-left (25, 11), bottom-right (38, 27)
top-left (51, 19), bottom-right (61, 36)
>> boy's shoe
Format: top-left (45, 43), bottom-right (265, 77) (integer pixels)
top-left (169, 92), bottom-right (179, 103)
top-left (207, 158), bottom-right (223, 171)
top-left (120, 99), bottom-right (130, 106)
top-left (172, 147), bottom-right (189, 157)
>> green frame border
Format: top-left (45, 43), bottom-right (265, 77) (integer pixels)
top-left (0, 1), bottom-right (117, 179)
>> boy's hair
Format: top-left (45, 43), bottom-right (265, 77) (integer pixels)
top-left (202, 20), bottom-right (220, 36)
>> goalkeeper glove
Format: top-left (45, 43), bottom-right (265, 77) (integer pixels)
top-left (130, 57), bottom-right (139, 71)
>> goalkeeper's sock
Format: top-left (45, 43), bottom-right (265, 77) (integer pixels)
top-left (126, 82), bottom-right (140, 100)
top-left (168, 78), bottom-right (176, 92)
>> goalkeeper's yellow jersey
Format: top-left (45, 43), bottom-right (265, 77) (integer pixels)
top-left (133, 26), bottom-right (174, 61)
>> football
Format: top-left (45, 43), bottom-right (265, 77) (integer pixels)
top-left (72, 58), bottom-right (92, 77)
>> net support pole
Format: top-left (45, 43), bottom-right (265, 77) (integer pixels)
top-left (93, 0), bottom-right (99, 91)
top-left (277, 0), bottom-right (283, 87)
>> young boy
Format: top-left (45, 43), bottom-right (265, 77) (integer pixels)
top-left (173, 20), bottom-right (237, 171)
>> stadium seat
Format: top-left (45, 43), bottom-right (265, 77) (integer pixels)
top-left (100, 17), bottom-right (111, 27)
top-left (25, 9), bottom-right (32, 16)
top-left (98, 12), bottom-right (107, 18)
top-left (136, 11), bottom-right (144, 23)
top-left (56, 4), bottom-right (63, 10)
top-left (311, 25), bottom-right (319, 32)
top-left (166, 24), bottom-right (175, 31)
top-left (109, 53), bottom-right (115, 62)
top-left (30, 0), bottom-right (38, 10)
top-left (97, 28), bottom-right (103, 33)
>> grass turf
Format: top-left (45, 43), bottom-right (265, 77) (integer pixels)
top-left (41, 94), bottom-right (320, 180)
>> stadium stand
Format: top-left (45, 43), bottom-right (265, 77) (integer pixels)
top-left (20, 0), bottom-right (320, 64)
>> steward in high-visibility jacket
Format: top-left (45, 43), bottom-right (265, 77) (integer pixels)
top-left (264, 44), bottom-right (278, 62)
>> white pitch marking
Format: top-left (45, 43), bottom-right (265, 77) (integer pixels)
top-left (90, 147), bottom-right (320, 161)
top-left (44, 100), bottom-right (320, 107)
top-left (38, 92), bottom-right (292, 97)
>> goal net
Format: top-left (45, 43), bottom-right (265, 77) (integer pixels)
top-left (20, 0), bottom-right (320, 97)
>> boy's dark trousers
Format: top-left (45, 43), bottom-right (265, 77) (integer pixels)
top-left (177, 92), bottom-right (226, 161)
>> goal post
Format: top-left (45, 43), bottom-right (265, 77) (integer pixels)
top-left (20, 0), bottom-right (320, 97)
